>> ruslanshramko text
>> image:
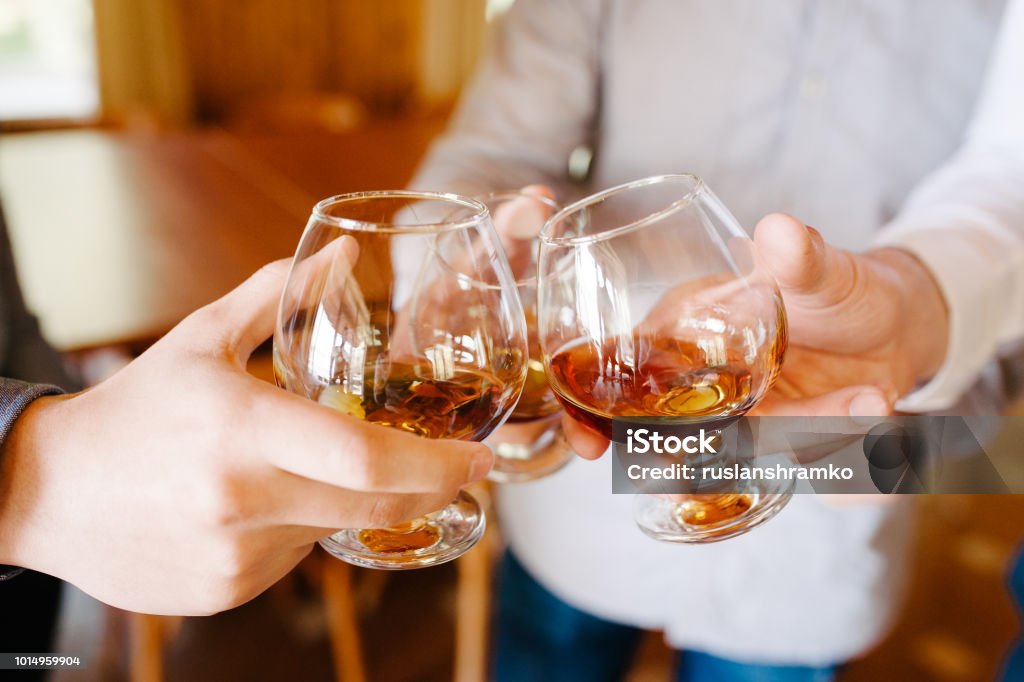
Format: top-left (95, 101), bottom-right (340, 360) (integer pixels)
top-left (625, 461), bottom-right (855, 481)
top-left (624, 428), bottom-right (854, 482)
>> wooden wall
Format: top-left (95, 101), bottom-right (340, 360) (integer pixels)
top-left (179, 0), bottom-right (423, 119)
top-left (92, 0), bottom-right (488, 126)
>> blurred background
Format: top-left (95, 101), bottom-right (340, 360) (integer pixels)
top-left (1, 1), bottom-right (1023, 681)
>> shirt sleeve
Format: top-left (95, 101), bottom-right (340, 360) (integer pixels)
top-left (408, 0), bottom-right (602, 197)
top-left (873, 0), bottom-right (1024, 412)
top-left (0, 206), bottom-right (74, 389)
top-left (0, 378), bottom-right (63, 580)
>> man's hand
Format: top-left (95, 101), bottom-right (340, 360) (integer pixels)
top-left (753, 213), bottom-right (948, 410)
top-left (562, 213), bottom-right (950, 460)
top-left (0, 255), bottom-right (492, 616)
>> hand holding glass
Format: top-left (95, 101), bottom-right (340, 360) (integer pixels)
top-left (274, 192), bottom-right (527, 568)
top-left (537, 175), bottom-right (792, 543)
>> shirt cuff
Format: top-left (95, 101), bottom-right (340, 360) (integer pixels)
top-left (0, 378), bottom-right (64, 580)
top-left (872, 228), bottom-right (1008, 412)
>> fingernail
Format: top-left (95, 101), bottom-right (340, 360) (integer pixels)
top-left (468, 446), bottom-right (494, 482)
top-left (849, 391), bottom-right (890, 419)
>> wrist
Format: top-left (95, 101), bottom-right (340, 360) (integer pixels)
top-left (0, 394), bottom-right (68, 572)
top-left (868, 247), bottom-right (950, 383)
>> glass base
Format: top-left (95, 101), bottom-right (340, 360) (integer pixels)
top-left (489, 420), bottom-right (573, 483)
top-left (319, 490), bottom-right (485, 570)
top-left (633, 478), bottom-right (794, 544)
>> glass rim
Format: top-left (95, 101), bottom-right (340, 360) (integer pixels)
top-left (475, 190), bottom-right (560, 289)
top-left (312, 190), bottom-right (490, 233)
top-left (477, 189), bottom-right (560, 214)
top-left (539, 174), bottom-right (706, 246)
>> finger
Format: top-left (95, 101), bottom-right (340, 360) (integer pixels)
top-left (561, 413), bottom-right (610, 460)
top-left (751, 385), bottom-right (893, 462)
top-left (249, 384), bottom-right (494, 493)
top-left (754, 384), bottom-right (892, 419)
top-left (487, 189), bottom-right (558, 278)
top-left (521, 184), bottom-right (556, 200)
top-left (753, 213), bottom-right (860, 310)
top-left (493, 196), bottom-right (554, 240)
top-left (190, 236), bottom-right (359, 361)
top-left (265, 473), bottom-right (456, 534)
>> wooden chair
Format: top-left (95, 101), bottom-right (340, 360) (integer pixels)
top-left (318, 480), bottom-right (499, 682)
top-left (453, 482), bottom-right (498, 682)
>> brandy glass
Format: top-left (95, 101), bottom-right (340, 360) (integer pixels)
top-left (537, 174), bottom-right (792, 543)
top-left (478, 191), bottom-right (574, 482)
top-left (274, 191), bottom-right (528, 569)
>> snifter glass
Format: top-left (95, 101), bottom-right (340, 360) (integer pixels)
top-left (274, 191), bottom-right (528, 569)
top-left (477, 190), bottom-right (574, 482)
top-left (537, 174), bottom-right (792, 543)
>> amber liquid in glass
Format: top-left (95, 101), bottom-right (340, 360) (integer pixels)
top-left (507, 358), bottom-right (561, 423)
top-left (507, 306), bottom-right (560, 423)
top-left (316, 361), bottom-right (508, 553)
top-left (548, 335), bottom-right (783, 528)
top-left (546, 336), bottom-right (764, 437)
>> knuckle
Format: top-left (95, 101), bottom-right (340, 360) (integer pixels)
top-left (361, 493), bottom-right (450, 528)
top-left (212, 387), bottom-right (254, 425)
top-left (203, 576), bottom-right (257, 615)
top-left (212, 537), bottom-right (253, 579)
top-left (210, 391), bottom-right (257, 439)
top-left (192, 578), bottom-right (237, 616)
top-left (412, 492), bottom-right (456, 519)
top-left (190, 543), bottom-right (259, 613)
top-left (336, 429), bottom-right (386, 491)
top-left (195, 472), bottom-right (250, 528)
top-left (183, 302), bottom-right (230, 340)
top-left (363, 496), bottom-right (408, 528)
top-left (254, 259), bottom-right (291, 283)
top-left (453, 447), bottom-right (482, 485)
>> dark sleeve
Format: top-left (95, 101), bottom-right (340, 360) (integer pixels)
top-left (0, 204), bottom-right (73, 579)
top-left (0, 379), bottom-right (63, 580)
top-left (0, 207), bottom-right (74, 388)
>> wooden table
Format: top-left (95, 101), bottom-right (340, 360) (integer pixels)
top-left (1, 111), bottom-right (504, 682)
top-left (0, 114), bottom-right (446, 350)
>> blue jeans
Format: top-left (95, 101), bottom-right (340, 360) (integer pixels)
top-left (495, 551), bottom-right (837, 682)
top-left (1003, 547), bottom-right (1024, 681)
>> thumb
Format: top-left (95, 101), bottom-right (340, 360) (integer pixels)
top-left (190, 236), bottom-right (358, 362)
top-left (753, 213), bottom-right (859, 310)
